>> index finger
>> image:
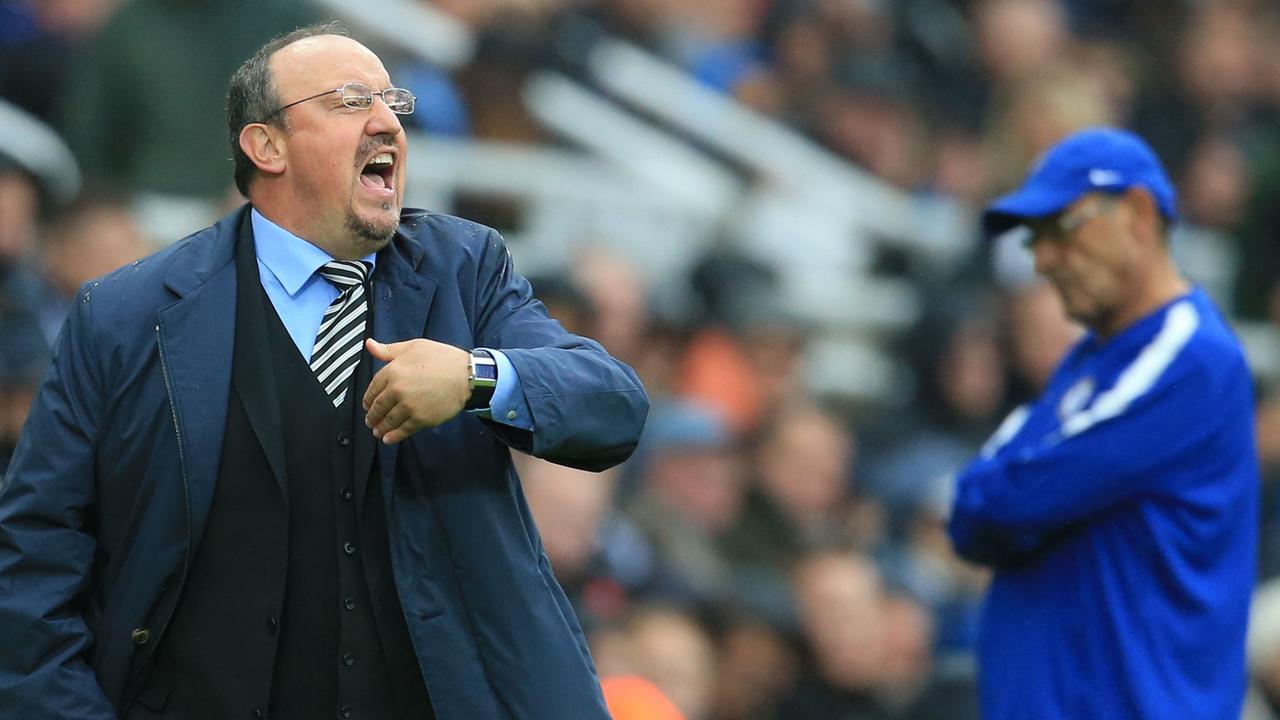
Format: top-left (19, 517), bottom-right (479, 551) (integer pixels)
top-left (365, 384), bottom-right (398, 430)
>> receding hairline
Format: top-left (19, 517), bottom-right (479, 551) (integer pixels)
top-left (265, 34), bottom-right (388, 97)
top-left (267, 33), bottom-right (381, 73)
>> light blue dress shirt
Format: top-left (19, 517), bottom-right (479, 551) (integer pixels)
top-left (250, 209), bottom-right (531, 429)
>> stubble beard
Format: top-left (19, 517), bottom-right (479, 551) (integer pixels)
top-left (1058, 285), bottom-right (1118, 335)
top-left (345, 201), bottom-right (397, 255)
top-left (1055, 285), bottom-right (1094, 329)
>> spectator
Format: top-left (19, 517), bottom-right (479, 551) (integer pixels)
top-left (724, 400), bottom-right (874, 621)
top-left (60, 0), bottom-right (315, 220)
top-left (624, 401), bottom-right (745, 607)
top-left (525, 271), bottom-right (597, 338)
top-left (602, 674), bottom-right (687, 720)
top-left (518, 454), bottom-right (658, 628)
top-left (572, 245), bottom-right (651, 366)
top-left (0, 309), bottom-right (45, 474)
top-left (877, 592), bottom-right (933, 714)
top-left (864, 295), bottom-right (1007, 520)
top-left (779, 551), bottom-right (892, 720)
top-left (710, 616), bottom-right (798, 720)
top-left (0, 0), bottom-right (120, 122)
top-left (37, 193), bottom-right (148, 344)
top-left (972, 0), bottom-right (1069, 85)
top-left (679, 249), bottom-right (806, 437)
top-left (623, 606), bottom-right (719, 720)
top-left (0, 102), bottom-right (82, 468)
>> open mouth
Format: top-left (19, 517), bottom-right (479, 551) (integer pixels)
top-left (359, 151), bottom-right (396, 194)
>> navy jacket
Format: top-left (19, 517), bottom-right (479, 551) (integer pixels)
top-left (0, 205), bottom-right (649, 719)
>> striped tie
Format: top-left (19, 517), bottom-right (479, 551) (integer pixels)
top-left (311, 260), bottom-right (370, 406)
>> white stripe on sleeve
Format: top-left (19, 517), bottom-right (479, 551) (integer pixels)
top-left (981, 405), bottom-right (1031, 459)
top-left (1060, 301), bottom-right (1199, 438)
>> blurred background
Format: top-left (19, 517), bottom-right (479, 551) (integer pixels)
top-left (3, 0), bottom-right (1280, 717)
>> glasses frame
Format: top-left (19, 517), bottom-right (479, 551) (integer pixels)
top-left (260, 82), bottom-right (415, 122)
top-left (1025, 194), bottom-right (1118, 248)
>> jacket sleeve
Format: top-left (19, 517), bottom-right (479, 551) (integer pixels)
top-left (948, 347), bottom-right (1231, 567)
top-left (0, 288), bottom-right (117, 718)
top-left (469, 229), bottom-right (648, 471)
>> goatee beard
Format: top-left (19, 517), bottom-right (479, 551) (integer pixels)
top-left (345, 207), bottom-right (397, 254)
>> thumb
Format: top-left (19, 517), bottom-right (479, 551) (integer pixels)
top-left (365, 338), bottom-right (412, 360)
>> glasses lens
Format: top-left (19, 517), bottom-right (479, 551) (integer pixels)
top-left (383, 88), bottom-right (415, 114)
top-left (341, 83), bottom-right (374, 110)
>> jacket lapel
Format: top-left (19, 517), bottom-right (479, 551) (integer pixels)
top-left (369, 236), bottom-right (436, 509)
top-left (155, 207), bottom-right (245, 549)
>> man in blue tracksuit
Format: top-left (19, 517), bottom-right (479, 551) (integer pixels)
top-left (949, 127), bottom-right (1258, 719)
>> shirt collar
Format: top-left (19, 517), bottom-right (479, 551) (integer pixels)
top-left (250, 208), bottom-right (378, 297)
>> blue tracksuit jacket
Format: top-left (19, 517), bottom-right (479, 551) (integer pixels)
top-left (949, 287), bottom-right (1257, 720)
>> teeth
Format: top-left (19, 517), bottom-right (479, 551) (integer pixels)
top-left (369, 153), bottom-right (393, 166)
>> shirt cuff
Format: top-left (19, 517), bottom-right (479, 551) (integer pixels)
top-left (467, 349), bottom-right (533, 430)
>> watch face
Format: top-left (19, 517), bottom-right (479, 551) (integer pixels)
top-left (471, 351), bottom-right (498, 385)
top-left (467, 352), bottom-right (498, 409)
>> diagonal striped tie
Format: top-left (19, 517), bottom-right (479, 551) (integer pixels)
top-left (311, 260), bottom-right (370, 407)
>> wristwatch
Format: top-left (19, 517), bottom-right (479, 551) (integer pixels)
top-left (466, 349), bottom-right (498, 410)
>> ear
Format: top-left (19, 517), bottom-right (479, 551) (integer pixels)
top-left (239, 123), bottom-right (287, 179)
top-left (1122, 187), bottom-right (1162, 246)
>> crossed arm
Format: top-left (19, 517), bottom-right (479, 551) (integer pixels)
top-left (948, 358), bottom-right (1220, 566)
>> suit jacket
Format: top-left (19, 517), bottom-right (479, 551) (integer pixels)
top-left (0, 204), bottom-right (649, 719)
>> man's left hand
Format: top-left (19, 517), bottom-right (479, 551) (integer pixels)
top-left (363, 338), bottom-right (470, 444)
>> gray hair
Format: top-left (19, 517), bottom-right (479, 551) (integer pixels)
top-left (226, 22), bottom-right (348, 197)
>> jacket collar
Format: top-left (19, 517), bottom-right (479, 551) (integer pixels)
top-left (161, 204), bottom-right (433, 296)
top-left (161, 205), bottom-right (247, 299)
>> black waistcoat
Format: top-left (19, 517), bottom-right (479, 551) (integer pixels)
top-left (127, 222), bottom-right (433, 720)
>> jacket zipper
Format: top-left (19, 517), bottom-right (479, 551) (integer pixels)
top-left (151, 324), bottom-right (191, 648)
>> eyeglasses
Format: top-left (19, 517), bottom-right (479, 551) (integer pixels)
top-left (261, 82), bottom-right (416, 121)
top-left (1025, 196), bottom-right (1116, 248)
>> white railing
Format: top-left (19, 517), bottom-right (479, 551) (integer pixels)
top-left (312, 0), bottom-right (474, 68)
top-left (402, 133), bottom-right (720, 283)
top-left (521, 72), bottom-right (741, 218)
top-left (587, 39), bottom-right (972, 266)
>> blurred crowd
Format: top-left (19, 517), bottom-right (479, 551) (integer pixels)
top-left (4, 0), bottom-right (1280, 718)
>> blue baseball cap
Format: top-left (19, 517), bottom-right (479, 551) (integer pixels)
top-left (983, 127), bottom-right (1178, 238)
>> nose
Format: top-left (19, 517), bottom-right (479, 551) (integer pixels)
top-left (366, 95), bottom-right (404, 137)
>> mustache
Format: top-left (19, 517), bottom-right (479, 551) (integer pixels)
top-left (355, 134), bottom-right (400, 166)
